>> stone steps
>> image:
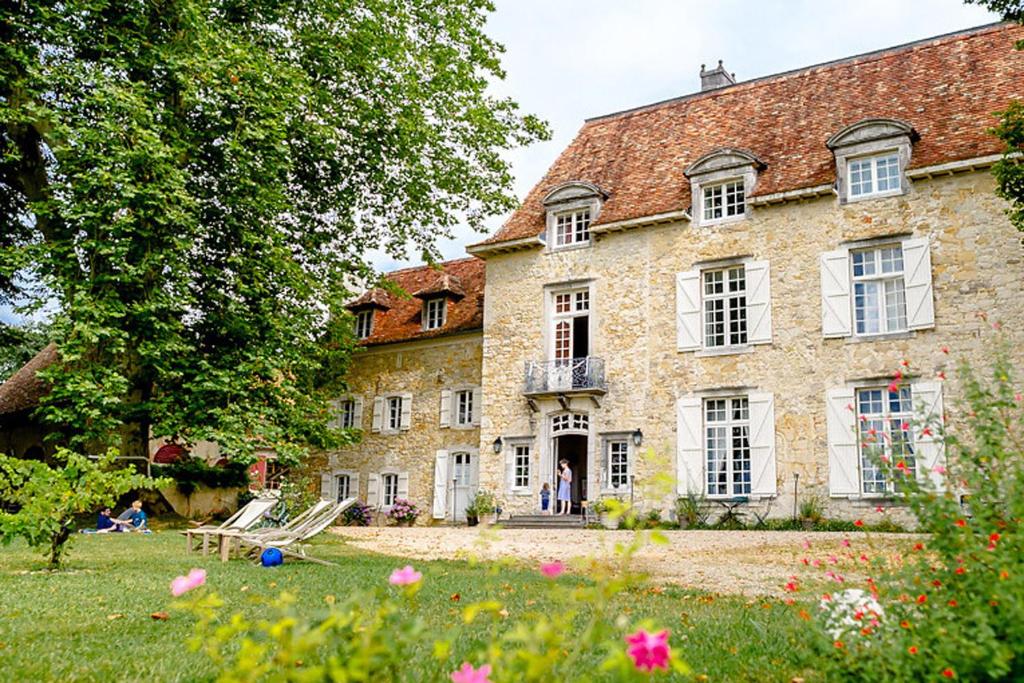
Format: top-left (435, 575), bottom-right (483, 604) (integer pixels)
top-left (500, 514), bottom-right (587, 529)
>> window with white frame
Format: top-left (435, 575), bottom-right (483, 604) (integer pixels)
top-left (335, 473), bottom-right (351, 502)
top-left (852, 245), bottom-right (907, 335)
top-left (382, 473), bottom-right (399, 507)
top-left (554, 209), bottom-right (591, 248)
top-left (702, 179), bottom-right (745, 223)
top-left (703, 266), bottom-right (747, 348)
top-left (856, 386), bottom-right (915, 494)
top-left (338, 399), bottom-right (356, 429)
top-left (513, 445), bottom-right (530, 489)
top-left (355, 310), bottom-right (373, 339)
top-left (607, 440), bottom-right (629, 489)
top-left (551, 412), bottom-right (588, 433)
top-left (387, 396), bottom-right (402, 431)
top-left (704, 397), bottom-right (751, 497)
top-left (848, 152), bottom-right (901, 199)
top-left (424, 298), bottom-right (446, 330)
top-left (551, 289), bottom-right (589, 361)
top-left (454, 389), bottom-right (474, 427)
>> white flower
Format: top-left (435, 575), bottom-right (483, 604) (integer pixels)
top-left (820, 589), bottom-right (885, 640)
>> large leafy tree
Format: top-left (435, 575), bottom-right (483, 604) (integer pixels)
top-left (0, 0), bottom-right (547, 462)
top-left (967, 0), bottom-right (1024, 233)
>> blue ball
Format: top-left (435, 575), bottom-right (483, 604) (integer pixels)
top-left (260, 547), bottom-right (283, 567)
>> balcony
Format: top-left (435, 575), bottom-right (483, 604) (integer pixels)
top-left (523, 357), bottom-right (607, 399)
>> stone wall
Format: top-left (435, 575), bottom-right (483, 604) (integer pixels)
top-left (479, 170), bottom-right (1024, 524)
top-left (322, 331), bottom-right (482, 525)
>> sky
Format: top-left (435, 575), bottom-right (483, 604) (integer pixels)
top-left (1, 0), bottom-right (1000, 325)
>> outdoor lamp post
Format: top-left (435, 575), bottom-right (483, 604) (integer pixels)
top-left (492, 436), bottom-right (503, 454)
top-left (631, 428), bottom-right (643, 447)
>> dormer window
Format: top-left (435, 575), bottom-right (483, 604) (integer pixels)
top-left (702, 179), bottom-right (745, 223)
top-left (555, 209), bottom-right (591, 247)
top-left (355, 310), bottom-right (373, 339)
top-left (424, 297), bottom-right (446, 330)
top-left (826, 118), bottom-right (918, 204)
top-left (542, 181), bottom-right (606, 252)
top-left (685, 148), bottom-right (764, 228)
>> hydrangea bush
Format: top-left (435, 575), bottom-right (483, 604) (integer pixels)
top-left (341, 500), bottom-right (374, 526)
top-left (387, 498), bottom-right (420, 525)
top-left (794, 343), bottom-right (1024, 681)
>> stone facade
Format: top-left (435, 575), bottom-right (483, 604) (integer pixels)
top-left (321, 331), bottom-right (483, 524)
top-left (478, 169), bottom-right (1024, 523)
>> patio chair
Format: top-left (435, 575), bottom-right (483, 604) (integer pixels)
top-left (219, 498), bottom-right (356, 566)
top-left (182, 497), bottom-right (278, 555)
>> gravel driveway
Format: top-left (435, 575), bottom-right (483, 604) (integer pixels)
top-left (331, 526), bottom-right (916, 595)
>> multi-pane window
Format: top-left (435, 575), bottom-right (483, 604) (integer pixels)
top-left (424, 298), bottom-right (446, 330)
top-left (704, 397), bottom-right (751, 497)
top-left (382, 473), bottom-right (398, 507)
top-left (608, 440), bottom-right (629, 489)
top-left (513, 445), bottom-right (530, 489)
top-left (848, 153), bottom-right (901, 198)
top-left (335, 474), bottom-right (351, 502)
top-left (703, 266), bottom-right (747, 348)
top-left (856, 387), bottom-right (915, 494)
top-left (338, 399), bottom-right (356, 429)
top-left (387, 396), bottom-right (402, 431)
top-left (702, 180), bottom-right (745, 222)
top-left (852, 245), bottom-right (907, 335)
top-left (551, 412), bottom-right (588, 433)
top-left (355, 310), bottom-right (373, 339)
top-left (455, 389), bottom-right (474, 427)
top-left (552, 290), bottom-right (589, 361)
top-left (554, 209), bottom-right (591, 247)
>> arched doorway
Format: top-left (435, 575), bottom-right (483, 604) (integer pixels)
top-left (551, 412), bottom-right (588, 515)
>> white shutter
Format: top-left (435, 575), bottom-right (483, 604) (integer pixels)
top-left (676, 396), bottom-right (704, 494)
top-left (676, 270), bottom-right (701, 351)
top-left (600, 442), bottom-right (609, 490)
top-left (471, 387), bottom-right (482, 426)
top-left (469, 454), bottom-right (480, 497)
top-left (327, 400), bottom-right (341, 429)
top-left (912, 381), bottom-right (945, 490)
top-left (352, 398), bottom-right (364, 429)
top-left (399, 392), bottom-right (413, 431)
top-left (320, 472), bottom-right (333, 500)
top-left (366, 473), bottom-right (380, 507)
top-left (826, 387), bottom-right (860, 496)
top-left (745, 260), bottom-right (773, 345)
top-left (902, 237), bottom-right (935, 330)
top-left (747, 392), bottom-right (777, 496)
top-left (821, 249), bottom-right (852, 338)
top-left (504, 441), bottom-right (515, 493)
top-left (439, 390), bottom-right (452, 429)
top-left (397, 471), bottom-right (410, 500)
top-left (371, 398), bottom-right (383, 433)
top-left (433, 451), bottom-right (449, 519)
top-left (350, 472), bottom-right (360, 500)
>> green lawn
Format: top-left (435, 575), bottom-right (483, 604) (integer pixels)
top-left (0, 530), bottom-right (819, 682)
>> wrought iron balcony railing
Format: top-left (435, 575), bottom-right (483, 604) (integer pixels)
top-left (523, 357), bottom-right (606, 396)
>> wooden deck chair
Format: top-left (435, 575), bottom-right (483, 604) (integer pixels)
top-left (182, 497), bottom-right (278, 555)
top-left (222, 498), bottom-right (355, 566)
top-left (216, 499), bottom-right (333, 561)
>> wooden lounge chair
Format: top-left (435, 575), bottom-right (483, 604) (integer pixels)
top-left (182, 497), bottom-right (277, 555)
top-left (220, 498), bottom-right (355, 566)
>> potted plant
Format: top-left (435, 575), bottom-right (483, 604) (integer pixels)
top-left (342, 501), bottom-right (374, 527)
top-left (675, 492), bottom-right (707, 530)
top-left (468, 489), bottom-right (497, 526)
top-left (464, 498), bottom-right (479, 527)
top-left (592, 497), bottom-right (623, 529)
top-left (387, 499), bottom-right (420, 526)
top-left (799, 495), bottom-right (824, 531)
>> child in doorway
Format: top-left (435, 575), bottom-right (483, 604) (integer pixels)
top-left (540, 482), bottom-right (551, 514)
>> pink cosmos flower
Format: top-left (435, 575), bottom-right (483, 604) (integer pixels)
top-left (841, 539), bottom-right (851, 548)
top-left (875, 505), bottom-right (885, 514)
top-left (888, 380), bottom-right (901, 394)
top-left (802, 539), bottom-right (812, 550)
top-left (539, 561), bottom-right (565, 578)
top-left (450, 663), bottom-right (492, 683)
top-left (389, 565), bottom-right (422, 586)
top-left (170, 568), bottom-right (207, 597)
top-left (625, 629), bottom-right (671, 672)
top-left (932, 465), bottom-right (947, 475)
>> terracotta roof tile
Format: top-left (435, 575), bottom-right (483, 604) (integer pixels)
top-left (358, 258), bottom-right (484, 346)
top-left (483, 23), bottom-right (1024, 245)
top-left (413, 272), bottom-right (466, 300)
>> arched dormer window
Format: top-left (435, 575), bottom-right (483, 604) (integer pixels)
top-left (685, 148), bottom-right (765, 227)
top-left (826, 118), bottom-right (918, 204)
top-left (543, 181), bottom-right (607, 250)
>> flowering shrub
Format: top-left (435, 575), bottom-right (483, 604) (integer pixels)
top-left (341, 500), bottom-right (373, 526)
top-left (797, 345), bottom-right (1024, 681)
top-left (387, 498), bottom-right (420, 524)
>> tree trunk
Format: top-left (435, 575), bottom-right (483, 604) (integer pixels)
top-left (48, 523), bottom-right (71, 570)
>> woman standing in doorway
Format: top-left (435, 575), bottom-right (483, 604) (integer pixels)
top-left (557, 459), bottom-right (572, 515)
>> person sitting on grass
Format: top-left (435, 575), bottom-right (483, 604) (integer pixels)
top-left (116, 500), bottom-right (149, 532)
top-left (80, 507), bottom-right (120, 533)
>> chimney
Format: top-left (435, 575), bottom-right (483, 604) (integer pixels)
top-left (700, 60), bottom-right (736, 92)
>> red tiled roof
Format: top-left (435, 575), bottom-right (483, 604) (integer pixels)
top-left (482, 23), bottom-right (1024, 246)
top-left (357, 258), bottom-right (484, 346)
top-left (413, 272), bottom-right (466, 300)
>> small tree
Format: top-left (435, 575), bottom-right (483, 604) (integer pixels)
top-left (0, 448), bottom-right (167, 569)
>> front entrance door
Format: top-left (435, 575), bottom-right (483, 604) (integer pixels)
top-left (554, 434), bottom-right (588, 514)
top-left (452, 452), bottom-right (474, 521)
